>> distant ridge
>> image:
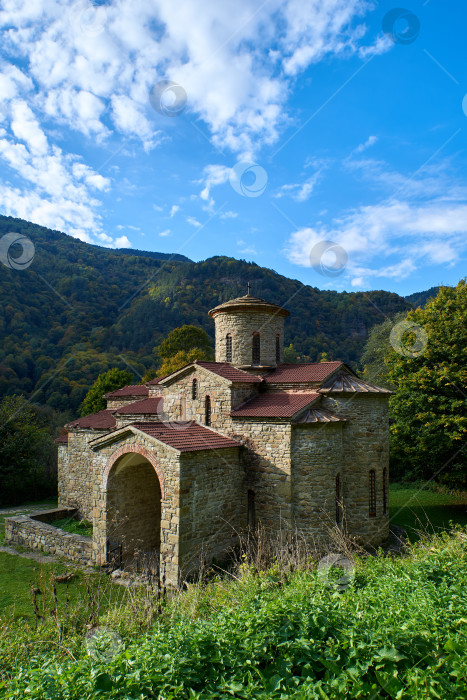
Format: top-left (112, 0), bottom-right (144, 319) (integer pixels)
top-left (0, 214), bottom-right (412, 414)
top-left (110, 247), bottom-right (192, 263)
top-left (405, 286), bottom-right (443, 309)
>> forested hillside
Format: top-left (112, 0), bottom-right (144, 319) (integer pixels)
top-left (0, 215), bottom-right (411, 415)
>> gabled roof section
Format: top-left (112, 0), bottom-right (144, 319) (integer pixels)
top-left (195, 361), bottom-right (263, 383)
top-left (320, 373), bottom-right (392, 394)
top-left (114, 397), bottom-right (163, 415)
top-left (231, 392), bottom-right (320, 418)
top-left (91, 421), bottom-right (240, 453)
top-left (132, 421), bottom-right (240, 452)
top-left (104, 384), bottom-right (149, 398)
top-left (66, 409), bottom-right (117, 430)
top-left (264, 361), bottom-right (344, 385)
top-left (55, 430), bottom-right (69, 444)
top-left (160, 360), bottom-right (262, 386)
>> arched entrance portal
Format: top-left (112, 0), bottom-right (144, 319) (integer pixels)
top-left (105, 451), bottom-right (162, 569)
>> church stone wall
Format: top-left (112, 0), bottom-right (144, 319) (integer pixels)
top-left (321, 393), bottom-right (390, 545)
top-left (162, 370), bottom-right (257, 433)
top-left (291, 423), bottom-right (344, 542)
top-left (213, 310), bottom-right (285, 367)
top-left (178, 446), bottom-right (243, 576)
top-left (230, 419), bottom-right (293, 531)
top-left (58, 431), bottom-right (107, 520)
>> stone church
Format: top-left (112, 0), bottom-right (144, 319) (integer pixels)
top-left (52, 292), bottom-right (390, 584)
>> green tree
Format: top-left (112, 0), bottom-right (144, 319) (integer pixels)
top-left (386, 280), bottom-right (467, 486)
top-left (79, 368), bottom-right (133, 416)
top-left (0, 395), bottom-right (57, 505)
top-left (158, 348), bottom-right (208, 376)
top-left (361, 311), bottom-right (407, 389)
top-left (283, 344), bottom-right (298, 363)
top-left (156, 325), bottom-right (213, 360)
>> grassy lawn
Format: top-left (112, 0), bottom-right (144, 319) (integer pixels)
top-left (389, 483), bottom-right (467, 541)
top-left (0, 498), bottom-right (125, 623)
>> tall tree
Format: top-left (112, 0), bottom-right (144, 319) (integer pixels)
top-left (0, 396), bottom-right (57, 505)
top-left (156, 325), bottom-right (213, 360)
top-left (360, 311), bottom-right (407, 389)
top-left (386, 280), bottom-right (467, 486)
top-left (79, 368), bottom-right (133, 416)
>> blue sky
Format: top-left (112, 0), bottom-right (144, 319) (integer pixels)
top-left (0, 0), bottom-right (466, 295)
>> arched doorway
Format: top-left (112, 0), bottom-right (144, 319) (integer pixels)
top-left (105, 451), bottom-right (162, 570)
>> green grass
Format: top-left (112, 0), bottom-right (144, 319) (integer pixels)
top-left (51, 517), bottom-right (93, 538)
top-left (1, 529), bottom-right (466, 699)
top-left (389, 483), bottom-right (467, 541)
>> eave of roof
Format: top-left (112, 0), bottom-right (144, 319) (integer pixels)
top-left (160, 360), bottom-right (262, 386)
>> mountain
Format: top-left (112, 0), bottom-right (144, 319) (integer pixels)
top-left (111, 247), bottom-right (192, 262)
top-left (0, 215), bottom-right (412, 415)
top-left (405, 287), bottom-right (442, 309)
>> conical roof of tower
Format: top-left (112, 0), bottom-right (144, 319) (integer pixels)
top-left (208, 293), bottom-right (289, 317)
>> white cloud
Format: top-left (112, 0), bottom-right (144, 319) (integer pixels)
top-left (220, 210), bottom-right (238, 219)
top-left (352, 135), bottom-right (377, 155)
top-left (114, 235), bottom-right (131, 247)
top-left (186, 216), bottom-right (201, 227)
top-left (274, 169), bottom-right (324, 201)
top-left (159, 229), bottom-right (171, 236)
top-left (170, 205), bottom-right (179, 217)
top-left (0, 0), bottom-right (388, 240)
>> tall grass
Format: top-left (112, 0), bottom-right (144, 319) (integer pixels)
top-left (1, 525), bottom-right (466, 699)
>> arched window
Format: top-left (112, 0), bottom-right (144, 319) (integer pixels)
top-left (192, 378), bottom-right (198, 400)
top-left (382, 467), bottom-right (388, 515)
top-left (275, 334), bottom-right (280, 363)
top-left (369, 470), bottom-right (376, 518)
top-left (204, 396), bottom-right (211, 426)
top-left (336, 473), bottom-right (342, 526)
top-left (226, 333), bottom-right (232, 362)
top-left (247, 489), bottom-right (256, 528)
top-left (252, 333), bottom-right (260, 365)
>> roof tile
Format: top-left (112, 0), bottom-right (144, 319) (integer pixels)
top-left (131, 421), bottom-right (240, 452)
top-left (66, 409), bottom-right (117, 430)
top-left (231, 392), bottom-right (320, 418)
top-left (264, 362), bottom-right (343, 384)
top-left (104, 384), bottom-right (149, 398)
top-left (115, 397), bottom-right (163, 415)
top-left (195, 361), bottom-right (263, 383)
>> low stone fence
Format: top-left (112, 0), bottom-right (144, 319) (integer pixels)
top-left (4, 508), bottom-right (93, 566)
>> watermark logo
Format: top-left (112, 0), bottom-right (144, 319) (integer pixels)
top-left (70, 0), bottom-right (108, 36)
top-left (229, 162), bottom-right (268, 198)
top-left (309, 240), bottom-right (347, 278)
top-left (85, 625), bottom-right (123, 662)
top-left (390, 319), bottom-right (428, 358)
top-left (318, 552), bottom-right (355, 592)
top-left (382, 8), bottom-right (420, 45)
top-left (462, 94), bottom-right (467, 118)
top-left (0, 232), bottom-right (35, 270)
top-left (150, 80), bottom-right (187, 117)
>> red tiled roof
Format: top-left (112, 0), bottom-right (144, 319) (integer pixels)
top-left (55, 432), bottom-right (68, 444)
top-left (146, 376), bottom-right (167, 386)
top-left (231, 392), bottom-right (320, 418)
top-left (66, 409), bottom-right (117, 430)
top-left (264, 362), bottom-right (344, 384)
top-left (115, 397), bottom-right (163, 415)
top-left (209, 294), bottom-right (289, 317)
top-left (104, 384), bottom-right (149, 398)
top-left (195, 361), bottom-right (263, 383)
top-left (131, 421), bottom-right (240, 452)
